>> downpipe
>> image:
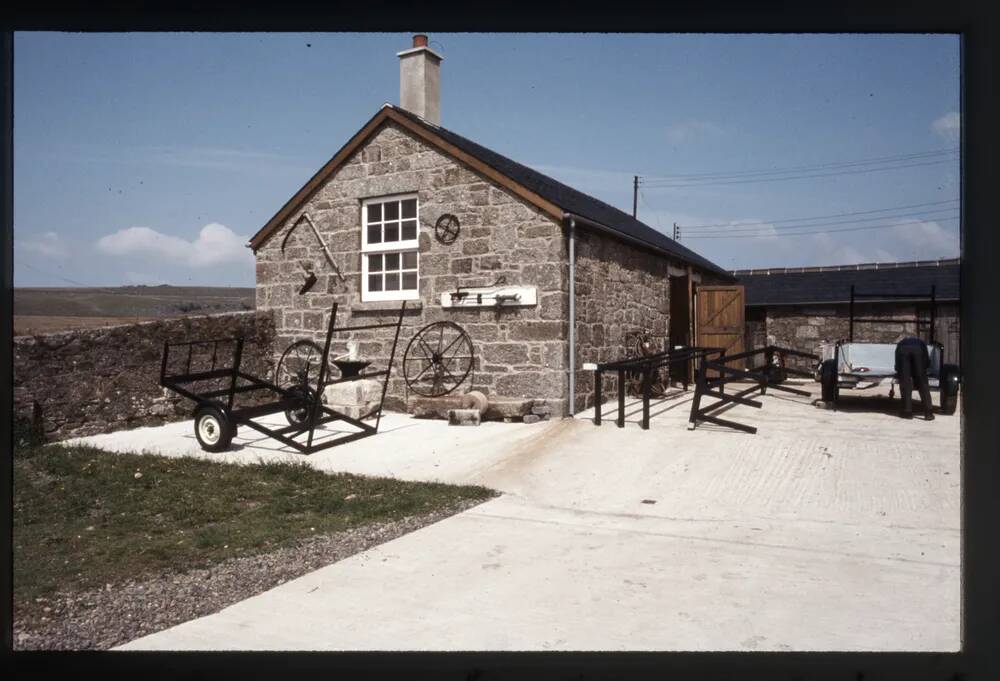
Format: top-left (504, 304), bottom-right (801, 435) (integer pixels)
top-left (567, 217), bottom-right (576, 417)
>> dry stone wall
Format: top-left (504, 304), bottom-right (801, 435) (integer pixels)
top-left (255, 121), bottom-right (568, 416)
top-left (13, 312), bottom-right (275, 441)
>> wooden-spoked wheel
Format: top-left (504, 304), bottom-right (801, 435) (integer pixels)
top-left (275, 339), bottom-right (325, 393)
top-left (624, 331), bottom-right (670, 399)
top-left (403, 321), bottom-right (474, 397)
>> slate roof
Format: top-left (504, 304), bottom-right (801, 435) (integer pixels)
top-left (735, 260), bottom-right (960, 306)
top-left (385, 106), bottom-right (732, 279)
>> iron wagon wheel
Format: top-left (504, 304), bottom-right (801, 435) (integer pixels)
top-left (625, 332), bottom-right (669, 398)
top-left (403, 321), bottom-right (475, 397)
top-left (275, 339), bottom-right (326, 393)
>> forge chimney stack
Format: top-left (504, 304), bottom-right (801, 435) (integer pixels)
top-left (397, 34), bottom-right (442, 125)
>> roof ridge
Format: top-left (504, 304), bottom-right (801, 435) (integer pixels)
top-left (386, 106), bottom-right (730, 277)
top-left (732, 257), bottom-right (960, 276)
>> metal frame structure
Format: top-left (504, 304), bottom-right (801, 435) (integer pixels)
top-left (160, 301), bottom-right (406, 454)
top-left (687, 345), bottom-right (820, 434)
top-left (592, 346), bottom-right (720, 430)
top-left (848, 284), bottom-right (936, 343)
top-left (827, 285), bottom-right (957, 411)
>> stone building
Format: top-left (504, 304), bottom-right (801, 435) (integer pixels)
top-left (736, 259), bottom-right (960, 368)
top-left (249, 35), bottom-right (731, 417)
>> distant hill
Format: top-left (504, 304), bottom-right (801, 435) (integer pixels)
top-left (14, 286), bottom-right (255, 335)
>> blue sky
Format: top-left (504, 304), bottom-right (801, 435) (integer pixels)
top-left (14, 32), bottom-right (960, 287)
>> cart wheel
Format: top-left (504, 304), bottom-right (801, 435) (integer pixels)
top-left (626, 368), bottom-right (669, 398)
top-left (939, 363), bottom-right (960, 415)
top-left (284, 385), bottom-right (318, 427)
top-left (275, 339), bottom-right (326, 393)
top-left (820, 359), bottom-right (839, 403)
top-left (194, 405), bottom-right (235, 452)
top-left (624, 331), bottom-right (669, 398)
top-left (403, 321), bottom-right (475, 397)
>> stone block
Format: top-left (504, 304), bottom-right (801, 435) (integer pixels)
top-left (509, 321), bottom-right (564, 341)
top-left (448, 409), bottom-right (481, 426)
top-left (323, 379), bottom-right (380, 406)
top-left (410, 395), bottom-right (465, 419)
top-left (531, 404), bottom-right (552, 417)
top-left (450, 258), bottom-right (473, 274)
top-left (483, 342), bottom-right (531, 365)
top-left (462, 238), bottom-right (490, 255)
top-left (523, 414), bottom-right (542, 424)
top-left (482, 398), bottom-right (534, 420)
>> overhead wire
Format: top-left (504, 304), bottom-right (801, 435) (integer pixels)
top-left (682, 207), bottom-right (960, 234)
top-left (639, 147), bottom-right (958, 183)
top-left (682, 215), bottom-right (960, 239)
top-left (640, 158), bottom-right (957, 188)
top-left (680, 199), bottom-right (959, 229)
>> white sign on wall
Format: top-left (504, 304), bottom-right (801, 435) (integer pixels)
top-left (440, 285), bottom-right (538, 308)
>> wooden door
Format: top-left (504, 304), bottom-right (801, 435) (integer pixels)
top-left (695, 285), bottom-right (746, 370)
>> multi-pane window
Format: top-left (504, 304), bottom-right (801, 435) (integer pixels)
top-left (361, 194), bottom-right (419, 301)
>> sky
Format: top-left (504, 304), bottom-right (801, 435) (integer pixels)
top-left (13, 32), bottom-right (960, 287)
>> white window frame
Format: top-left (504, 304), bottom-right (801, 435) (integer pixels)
top-left (360, 193), bottom-right (420, 302)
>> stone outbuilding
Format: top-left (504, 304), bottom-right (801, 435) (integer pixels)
top-left (736, 258), bottom-right (960, 367)
top-left (249, 35), bottom-right (732, 418)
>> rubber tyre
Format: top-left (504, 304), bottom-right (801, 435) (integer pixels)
top-left (764, 365), bottom-right (788, 385)
top-left (820, 359), bottom-right (839, 403)
top-left (194, 405), bottom-right (235, 452)
top-left (284, 386), bottom-right (318, 427)
top-left (939, 363), bottom-right (960, 415)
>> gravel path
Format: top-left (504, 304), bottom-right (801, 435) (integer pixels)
top-left (14, 496), bottom-right (492, 650)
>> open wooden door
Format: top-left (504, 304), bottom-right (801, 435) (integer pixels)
top-left (695, 285), bottom-right (746, 370)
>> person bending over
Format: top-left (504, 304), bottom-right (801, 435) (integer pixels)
top-left (894, 336), bottom-right (935, 421)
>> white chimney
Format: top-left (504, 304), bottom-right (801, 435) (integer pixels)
top-left (397, 34), bottom-right (442, 125)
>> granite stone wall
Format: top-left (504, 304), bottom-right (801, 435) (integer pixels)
top-left (750, 302), bottom-right (961, 368)
top-left (255, 121), bottom-right (568, 417)
top-left (572, 229), bottom-right (689, 413)
top-left (13, 312), bottom-right (276, 441)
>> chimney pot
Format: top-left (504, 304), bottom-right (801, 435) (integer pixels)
top-left (413, 34), bottom-right (428, 48)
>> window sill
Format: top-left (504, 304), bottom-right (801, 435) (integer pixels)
top-left (351, 300), bottom-right (423, 313)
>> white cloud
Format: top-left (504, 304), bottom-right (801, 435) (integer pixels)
top-left (97, 223), bottom-right (253, 268)
top-left (19, 231), bottom-right (70, 259)
top-left (670, 213), bottom-right (952, 271)
top-left (124, 271), bottom-right (170, 285)
top-left (664, 119), bottom-right (724, 144)
top-left (932, 112), bottom-right (961, 142)
top-left (888, 218), bottom-right (959, 259)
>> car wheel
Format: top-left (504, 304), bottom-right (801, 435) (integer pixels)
top-left (194, 405), bottom-right (234, 452)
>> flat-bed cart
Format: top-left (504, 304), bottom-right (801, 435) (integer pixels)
top-left (818, 285), bottom-right (960, 414)
top-left (160, 301), bottom-right (407, 453)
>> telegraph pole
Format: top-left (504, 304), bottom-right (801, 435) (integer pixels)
top-left (673, 222), bottom-right (679, 241)
top-left (632, 176), bottom-right (639, 218)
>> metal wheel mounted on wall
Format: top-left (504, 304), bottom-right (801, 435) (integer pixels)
top-left (403, 321), bottom-right (475, 397)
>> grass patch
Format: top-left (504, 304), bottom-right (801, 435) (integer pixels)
top-left (13, 443), bottom-right (494, 608)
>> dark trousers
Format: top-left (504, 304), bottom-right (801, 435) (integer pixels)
top-left (896, 344), bottom-right (933, 415)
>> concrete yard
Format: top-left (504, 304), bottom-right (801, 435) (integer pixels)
top-left (71, 380), bottom-right (961, 651)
